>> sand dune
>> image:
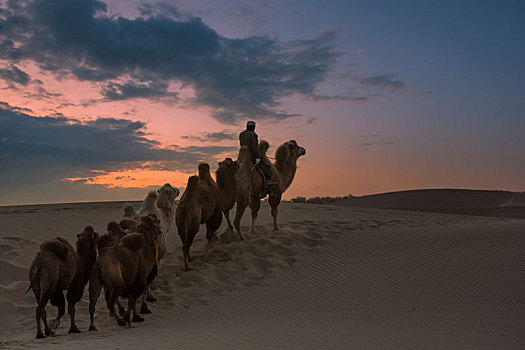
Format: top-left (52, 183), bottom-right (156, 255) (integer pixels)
top-left (334, 189), bottom-right (525, 218)
top-left (1, 201), bottom-right (524, 349)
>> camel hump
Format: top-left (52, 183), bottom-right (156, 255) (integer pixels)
top-left (97, 233), bottom-right (116, 251)
top-left (40, 237), bottom-right (70, 260)
top-left (198, 163), bottom-right (211, 179)
top-left (119, 233), bottom-right (145, 251)
top-left (186, 175), bottom-right (199, 192)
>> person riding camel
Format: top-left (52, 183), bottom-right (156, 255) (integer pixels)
top-left (239, 121), bottom-right (275, 195)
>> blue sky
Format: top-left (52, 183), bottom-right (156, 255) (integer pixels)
top-left (0, 0), bottom-right (524, 205)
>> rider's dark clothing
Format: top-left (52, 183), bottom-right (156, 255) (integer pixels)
top-left (239, 128), bottom-right (272, 180)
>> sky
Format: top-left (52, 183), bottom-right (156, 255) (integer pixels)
top-left (0, 0), bottom-right (524, 206)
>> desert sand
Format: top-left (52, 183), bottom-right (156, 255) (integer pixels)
top-left (1, 200), bottom-right (524, 349)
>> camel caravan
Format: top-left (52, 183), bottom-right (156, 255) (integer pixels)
top-left (28, 121), bottom-right (306, 339)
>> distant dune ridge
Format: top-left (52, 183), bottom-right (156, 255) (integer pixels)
top-left (333, 189), bottom-right (525, 218)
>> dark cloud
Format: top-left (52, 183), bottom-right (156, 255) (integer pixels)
top-left (0, 105), bottom-right (235, 185)
top-left (357, 73), bottom-right (407, 92)
top-left (101, 80), bottom-right (176, 101)
top-left (181, 130), bottom-right (236, 142)
top-left (0, 0), bottom-right (341, 123)
top-left (0, 64), bottom-right (30, 85)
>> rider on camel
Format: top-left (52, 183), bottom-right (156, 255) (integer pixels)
top-left (239, 121), bottom-right (276, 195)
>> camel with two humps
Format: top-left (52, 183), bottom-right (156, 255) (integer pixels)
top-left (234, 140), bottom-right (306, 238)
top-left (88, 215), bottom-right (161, 330)
top-left (176, 163), bottom-right (223, 271)
top-left (27, 227), bottom-right (99, 339)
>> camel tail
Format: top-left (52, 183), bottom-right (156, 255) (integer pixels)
top-left (26, 260), bottom-right (41, 293)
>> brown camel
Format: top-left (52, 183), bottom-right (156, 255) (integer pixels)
top-left (88, 215), bottom-right (160, 330)
top-left (28, 227), bottom-right (99, 339)
top-left (216, 157), bottom-right (240, 234)
top-left (234, 140), bottom-right (306, 237)
top-left (175, 163), bottom-right (222, 270)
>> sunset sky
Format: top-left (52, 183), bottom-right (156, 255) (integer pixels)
top-left (1, 0), bottom-right (524, 205)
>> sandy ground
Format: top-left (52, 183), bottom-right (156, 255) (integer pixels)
top-left (0, 201), bottom-right (524, 349)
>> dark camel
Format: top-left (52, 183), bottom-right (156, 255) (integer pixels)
top-left (175, 163), bottom-right (222, 270)
top-left (88, 215), bottom-right (160, 330)
top-left (216, 158), bottom-right (240, 234)
top-left (28, 227), bottom-right (99, 339)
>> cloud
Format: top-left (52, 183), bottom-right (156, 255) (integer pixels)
top-left (0, 105), bottom-right (236, 184)
top-left (0, 64), bottom-right (30, 85)
top-left (0, 0), bottom-right (341, 123)
top-left (357, 73), bottom-right (407, 92)
top-left (349, 134), bottom-right (396, 151)
top-left (101, 80), bottom-right (176, 101)
top-left (181, 130), bottom-right (236, 142)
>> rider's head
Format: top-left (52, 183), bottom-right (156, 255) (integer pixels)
top-left (246, 120), bottom-right (256, 131)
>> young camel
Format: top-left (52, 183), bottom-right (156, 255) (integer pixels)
top-left (216, 158), bottom-right (240, 234)
top-left (88, 215), bottom-right (161, 330)
top-left (175, 163), bottom-right (222, 270)
top-left (27, 227), bottom-right (99, 339)
top-left (234, 140), bottom-right (306, 238)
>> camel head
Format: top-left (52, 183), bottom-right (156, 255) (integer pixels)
top-left (287, 140), bottom-right (306, 159)
top-left (76, 226), bottom-right (99, 253)
top-left (157, 183), bottom-right (180, 202)
top-left (119, 218), bottom-right (139, 233)
top-left (123, 203), bottom-right (136, 217)
top-left (107, 221), bottom-right (127, 240)
top-left (140, 214), bottom-right (162, 239)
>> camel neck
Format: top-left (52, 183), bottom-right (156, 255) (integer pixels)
top-left (77, 248), bottom-right (97, 283)
top-left (275, 158), bottom-right (297, 192)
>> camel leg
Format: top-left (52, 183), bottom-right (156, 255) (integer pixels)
top-left (139, 291), bottom-right (151, 314)
top-left (250, 197), bottom-right (261, 235)
top-left (182, 232), bottom-right (197, 271)
top-left (206, 208), bottom-right (223, 252)
top-left (123, 296), bottom-right (137, 326)
top-left (35, 291), bottom-right (51, 339)
top-left (224, 209), bottom-right (233, 233)
top-left (67, 300), bottom-right (81, 333)
top-left (88, 265), bottom-right (102, 331)
top-left (132, 294), bottom-right (145, 323)
top-left (234, 201), bottom-right (248, 240)
top-left (146, 285), bottom-right (157, 302)
top-left (107, 290), bottom-right (126, 327)
top-left (269, 194), bottom-right (282, 231)
top-left (35, 268), bottom-right (55, 338)
top-left (116, 298), bottom-right (126, 316)
top-left (49, 291), bottom-right (65, 330)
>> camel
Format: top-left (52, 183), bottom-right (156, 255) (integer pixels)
top-left (124, 184), bottom-right (178, 302)
top-left (88, 215), bottom-right (161, 330)
top-left (125, 183), bottom-right (179, 262)
top-left (216, 158), bottom-right (240, 234)
top-left (234, 140), bottom-right (306, 238)
top-left (175, 163), bottom-right (222, 270)
top-left (27, 227), bottom-right (99, 339)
